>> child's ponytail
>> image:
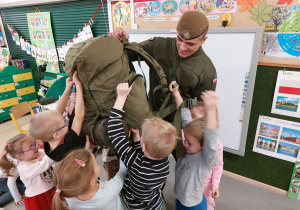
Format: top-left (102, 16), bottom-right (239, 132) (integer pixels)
top-left (52, 149), bottom-right (95, 209)
top-left (52, 190), bottom-right (68, 210)
top-left (0, 134), bottom-right (29, 176)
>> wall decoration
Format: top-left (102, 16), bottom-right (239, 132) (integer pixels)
top-left (198, 0), bottom-right (237, 14)
top-left (0, 48), bottom-right (9, 71)
top-left (237, 0), bottom-right (260, 12)
top-left (148, 1), bottom-right (162, 16)
top-left (112, 1), bottom-right (131, 28)
top-left (287, 160), bottom-right (300, 200)
top-left (261, 5), bottom-right (300, 59)
top-left (271, 71), bottom-right (300, 118)
top-left (135, 3), bottom-right (148, 17)
top-left (250, 0), bottom-right (273, 25)
top-left (179, 0), bottom-right (197, 14)
top-left (27, 12), bottom-right (58, 74)
top-left (162, 0), bottom-right (178, 15)
top-left (253, 116), bottom-right (300, 163)
top-left (277, 0), bottom-right (294, 5)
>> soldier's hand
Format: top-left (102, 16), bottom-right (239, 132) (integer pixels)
top-left (108, 27), bottom-right (129, 42)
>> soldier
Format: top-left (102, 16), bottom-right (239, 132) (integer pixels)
top-left (109, 11), bottom-right (217, 103)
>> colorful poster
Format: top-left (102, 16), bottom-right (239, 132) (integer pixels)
top-left (287, 160), bottom-right (300, 200)
top-left (27, 12), bottom-right (59, 74)
top-left (271, 71), bottom-right (300, 118)
top-left (262, 5), bottom-right (300, 59)
top-left (162, 0), bottom-right (178, 15)
top-left (179, 0), bottom-right (197, 14)
top-left (197, 0), bottom-right (237, 14)
top-left (253, 116), bottom-right (300, 163)
top-left (0, 48), bottom-right (9, 71)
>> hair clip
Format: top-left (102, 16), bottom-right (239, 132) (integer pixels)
top-left (6, 143), bottom-right (8, 146)
top-left (56, 189), bottom-right (61, 193)
top-left (75, 159), bottom-right (85, 167)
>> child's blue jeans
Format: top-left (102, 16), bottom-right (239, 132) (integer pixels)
top-left (176, 194), bottom-right (207, 210)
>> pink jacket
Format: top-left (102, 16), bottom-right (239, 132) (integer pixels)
top-left (203, 140), bottom-right (223, 190)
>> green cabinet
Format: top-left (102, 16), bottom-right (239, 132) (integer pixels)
top-left (0, 66), bottom-right (37, 122)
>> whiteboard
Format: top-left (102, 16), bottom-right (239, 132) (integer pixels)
top-left (126, 27), bottom-right (263, 156)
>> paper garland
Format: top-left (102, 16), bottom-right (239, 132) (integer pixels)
top-left (7, 24), bottom-right (94, 63)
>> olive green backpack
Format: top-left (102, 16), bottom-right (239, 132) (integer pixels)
top-left (63, 35), bottom-right (169, 147)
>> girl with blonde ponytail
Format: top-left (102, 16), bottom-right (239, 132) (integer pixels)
top-left (53, 149), bottom-right (127, 210)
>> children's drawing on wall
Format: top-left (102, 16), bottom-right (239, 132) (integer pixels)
top-left (216, 0), bottom-right (236, 12)
top-left (179, 0), bottom-right (197, 14)
top-left (30, 18), bottom-right (35, 28)
top-left (253, 116), bottom-right (300, 162)
top-left (198, 0), bottom-right (216, 14)
top-left (272, 71), bottom-right (300, 118)
top-left (198, 0), bottom-right (236, 14)
top-left (149, 1), bottom-right (162, 16)
top-left (135, 3), bottom-right (148, 17)
top-left (162, 0), bottom-right (178, 15)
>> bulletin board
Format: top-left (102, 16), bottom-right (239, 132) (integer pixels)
top-left (109, 0), bottom-right (300, 68)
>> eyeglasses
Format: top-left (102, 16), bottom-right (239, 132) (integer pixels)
top-left (18, 140), bottom-right (39, 154)
top-left (53, 117), bottom-right (69, 135)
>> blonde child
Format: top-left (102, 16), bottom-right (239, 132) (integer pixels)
top-left (170, 81), bottom-right (223, 210)
top-left (169, 81), bottom-right (219, 209)
top-left (0, 134), bottom-right (55, 209)
top-left (52, 145), bottom-right (127, 210)
top-left (29, 71), bottom-right (85, 162)
top-left (108, 82), bottom-right (178, 210)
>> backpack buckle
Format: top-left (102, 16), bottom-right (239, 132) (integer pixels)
top-left (187, 98), bottom-right (198, 108)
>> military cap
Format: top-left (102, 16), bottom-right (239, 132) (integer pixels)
top-left (177, 11), bottom-right (209, 40)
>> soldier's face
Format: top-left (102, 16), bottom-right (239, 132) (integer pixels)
top-left (176, 34), bottom-right (207, 58)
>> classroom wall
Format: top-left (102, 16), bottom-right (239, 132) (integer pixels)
top-left (1, 0), bottom-right (297, 191)
top-left (224, 65), bottom-right (299, 190)
top-left (0, 0), bottom-right (109, 88)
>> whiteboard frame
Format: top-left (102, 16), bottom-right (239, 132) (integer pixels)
top-left (125, 27), bottom-right (263, 156)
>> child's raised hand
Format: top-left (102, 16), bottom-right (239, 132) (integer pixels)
top-left (116, 82), bottom-right (133, 98)
top-left (66, 77), bottom-right (74, 90)
top-left (128, 128), bottom-right (141, 142)
top-left (169, 81), bottom-right (179, 95)
top-left (211, 186), bottom-right (219, 199)
top-left (201, 91), bottom-right (218, 110)
top-left (71, 92), bottom-right (76, 105)
top-left (85, 135), bottom-right (99, 151)
top-left (72, 71), bottom-right (82, 86)
top-left (16, 198), bottom-right (24, 205)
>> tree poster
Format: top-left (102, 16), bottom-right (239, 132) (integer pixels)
top-left (26, 12), bottom-right (59, 74)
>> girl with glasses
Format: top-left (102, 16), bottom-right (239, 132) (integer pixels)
top-left (0, 134), bottom-right (56, 210)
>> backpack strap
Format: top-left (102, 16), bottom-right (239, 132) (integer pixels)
top-left (124, 44), bottom-right (168, 95)
top-left (173, 97), bottom-right (198, 158)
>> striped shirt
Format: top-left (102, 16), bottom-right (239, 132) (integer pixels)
top-left (108, 108), bottom-right (169, 210)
